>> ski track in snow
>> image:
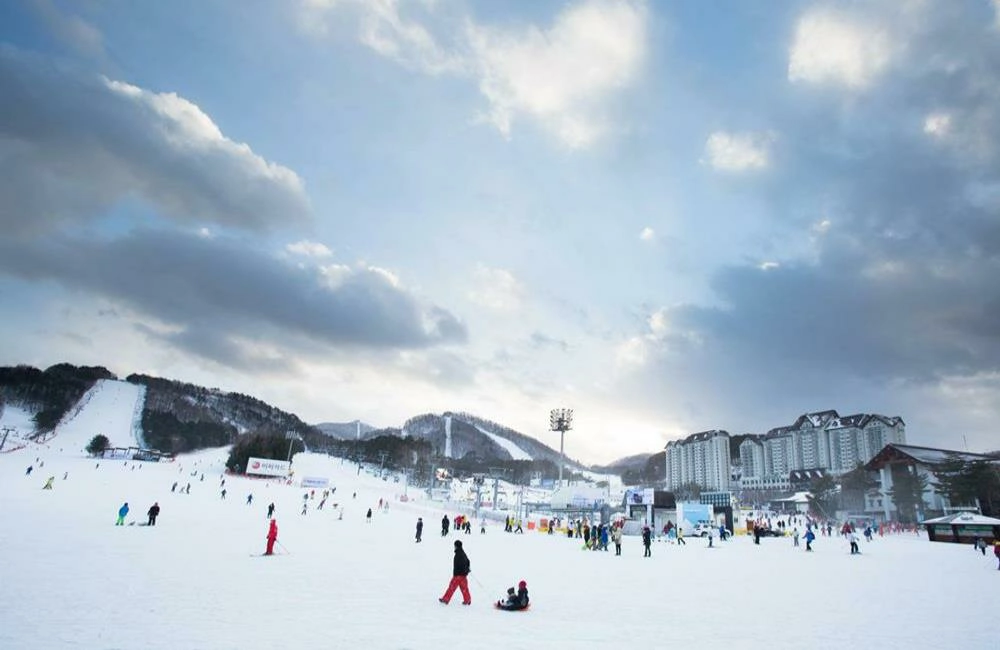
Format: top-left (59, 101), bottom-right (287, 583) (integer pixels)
top-left (52, 379), bottom-right (144, 451)
top-left (473, 425), bottom-right (533, 461)
top-left (2, 391), bottom-right (999, 649)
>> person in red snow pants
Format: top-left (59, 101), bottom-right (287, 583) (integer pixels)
top-left (440, 539), bottom-right (471, 604)
top-left (265, 519), bottom-right (278, 555)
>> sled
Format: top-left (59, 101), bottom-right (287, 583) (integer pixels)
top-left (494, 603), bottom-right (530, 612)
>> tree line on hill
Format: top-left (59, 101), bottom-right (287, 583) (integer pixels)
top-left (0, 364), bottom-right (116, 433)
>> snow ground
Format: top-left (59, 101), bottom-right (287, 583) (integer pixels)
top-left (2, 395), bottom-right (999, 649)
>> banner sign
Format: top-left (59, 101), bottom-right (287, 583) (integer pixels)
top-left (246, 457), bottom-right (291, 477)
top-left (301, 476), bottom-right (329, 488)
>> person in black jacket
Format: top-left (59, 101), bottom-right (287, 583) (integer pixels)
top-left (146, 502), bottom-right (160, 526)
top-left (416, 517), bottom-right (423, 543)
top-left (642, 525), bottom-right (652, 557)
top-left (441, 514), bottom-right (450, 536)
top-left (439, 539), bottom-right (471, 605)
top-left (496, 580), bottom-right (529, 611)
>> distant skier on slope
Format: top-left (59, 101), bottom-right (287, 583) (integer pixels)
top-left (267, 503), bottom-right (275, 519)
top-left (42, 476), bottom-right (55, 490)
top-left (416, 517), bottom-right (423, 543)
top-left (115, 502), bottom-right (129, 526)
top-left (265, 519), bottom-right (279, 556)
top-left (441, 514), bottom-right (450, 536)
top-left (642, 525), bottom-right (652, 557)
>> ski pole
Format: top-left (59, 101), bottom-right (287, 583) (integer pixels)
top-left (469, 572), bottom-right (484, 588)
top-left (277, 540), bottom-right (291, 555)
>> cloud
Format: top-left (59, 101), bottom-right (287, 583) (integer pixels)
top-left (702, 131), bottom-right (775, 171)
top-left (0, 229), bottom-right (467, 368)
top-left (286, 240), bottom-right (333, 258)
top-left (923, 112), bottom-right (952, 138)
top-left (788, 8), bottom-right (893, 89)
top-left (0, 47), bottom-right (309, 238)
top-left (28, 0), bottom-right (105, 58)
top-left (465, 0), bottom-right (647, 148)
top-left (639, 227), bottom-right (655, 241)
top-left (467, 264), bottom-right (524, 312)
top-left (302, 0), bottom-right (647, 148)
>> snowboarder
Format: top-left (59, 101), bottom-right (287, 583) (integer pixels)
top-left (439, 539), bottom-right (472, 605)
top-left (116, 502), bottom-right (129, 526)
top-left (147, 502), bottom-right (160, 526)
top-left (441, 514), bottom-right (450, 536)
top-left (416, 517), bottom-right (424, 543)
top-left (496, 580), bottom-right (529, 611)
top-left (612, 525), bottom-right (623, 556)
top-left (265, 519), bottom-right (279, 555)
top-left (42, 476), bottom-right (55, 490)
top-left (642, 525), bottom-right (652, 557)
top-left (366, 507), bottom-right (373, 523)
top-left (267, 503), bottom-right (275, 519)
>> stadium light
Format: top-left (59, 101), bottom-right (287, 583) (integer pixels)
top-left (549, 408), bottom-right (573, 488)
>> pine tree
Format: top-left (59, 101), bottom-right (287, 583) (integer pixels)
top-left (888, 465), bottom-right (929, 523)
top-left (86, 434), bottom-right (110, 457)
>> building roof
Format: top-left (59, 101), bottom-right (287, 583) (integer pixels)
top-left (921, 512), bottom-right (1000, 526)
top-left (789, 468), bottom-right (829, 482)
top-left (865, 443), bottom-right (995, 471)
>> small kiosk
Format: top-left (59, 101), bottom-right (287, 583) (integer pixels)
top-left (921, 512), bottom-right (1000, 545)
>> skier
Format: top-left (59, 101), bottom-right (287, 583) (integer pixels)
top-left (439, 539), bottom-right (472, 605)
top-left (25, 466), bottom-right (33, 476)
top-left (185, 483), bottom-right (191, 494)
top-left (676, 527), bottom-right (686, 545)
top-left (514, 520), bottom-right (523, 534)
top-left (793, 527), bottom-right (800, 547)
top-left (612, 525), bottom-right (623, 556)
top-left (301, 503), bottom-right (307, 515)
top-left (441, 514), bottom-right (450, 536)
top-left (171, 482), bottom-right (178, 493)
top-left (994, 540), bottom-right (1000, 570)
top-left (42, 476), bottom-right (55, 490)
top-left (600, 525), bottom-right (609, 551)
top-left (267, 503), bottom-right (275, 519)
top-left (849, 530), bottom-right (860, 555)
top-left (265, 519), bottom-right (279, 555)
top-left (481, 519), bottom-right (487, 534)
top-left (416, 517), bottom-right (424, 543)
top-left (221, 488), bottom-right (227, 500)
top-left (366, 507), bottom-right (373, 523)
top-left (642, 525), bottom-right (652, 557)
top-left (805, 527), bottom-right (816, 551)
top-left (147, 502), bottom-right (160, 526)
top-left (116, 502), bottom-right (129, 526)
top-left (246, 494), bottom-right (253, 506)
top-left (496, 580), bottom-right (529, 611)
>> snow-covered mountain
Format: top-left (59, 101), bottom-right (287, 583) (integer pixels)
top-left (1, 363), bottom-right (582, 470)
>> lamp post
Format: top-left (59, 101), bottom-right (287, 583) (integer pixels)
top-left (549, 408), bottom-right (573, 488)
top-left (285, 431), bottom-right (301, 464)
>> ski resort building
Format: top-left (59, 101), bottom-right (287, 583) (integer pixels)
top-left (738, 410), bottom-right (905, 491)
top-left (664, 430), bottom-right (731, 492)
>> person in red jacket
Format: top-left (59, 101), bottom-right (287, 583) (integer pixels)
top-left (265, 519), bottom-right (278, 556)
top-left (439, 540), bottom-right (472, 605)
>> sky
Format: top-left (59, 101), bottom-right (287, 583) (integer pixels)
top-left (1, 0), bottom-right (1000, 465)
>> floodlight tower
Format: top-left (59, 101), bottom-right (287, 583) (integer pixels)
top-left (549, 408), bottom-right (573, 488)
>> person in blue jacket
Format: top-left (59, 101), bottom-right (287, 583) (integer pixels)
top-left (804, 527), bottom-right (816, 551)
top-left (115, 502), bottom-right (129, 526)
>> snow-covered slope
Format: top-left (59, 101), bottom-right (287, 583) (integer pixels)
top-left (2, 409), bottom-right (999, 648)
top-left (474, 425), bottom-right (532, 460)
top-left (52, 378), bottom-right (145, 451)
